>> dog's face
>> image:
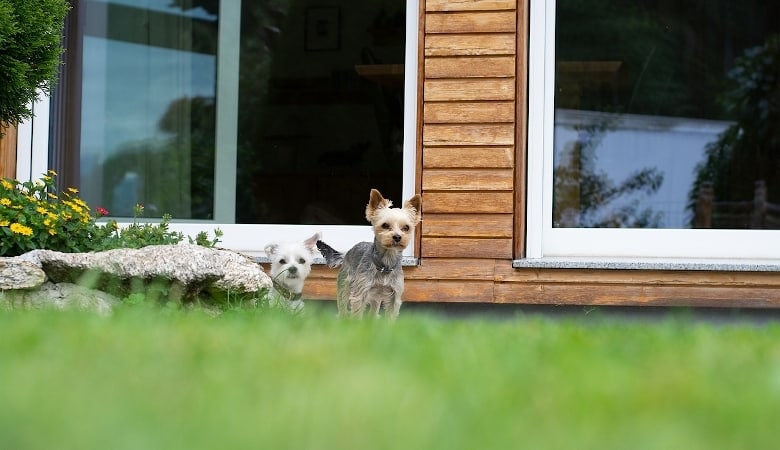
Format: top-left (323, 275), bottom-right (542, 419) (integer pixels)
top-left (365, 189), bottom-right (421, 251)
top-left (264, 232), bottom-right (321, 293)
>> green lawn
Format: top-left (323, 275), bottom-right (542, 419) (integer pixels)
top-left (1, 304), bottom-right (779, 450)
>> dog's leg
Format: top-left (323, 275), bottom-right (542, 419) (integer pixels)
top-left (336, 271), bottom-right (350, 318)
top-left (349, 294), bottom-right (366, 318)
top-left (368, 298), bottom-right (382, 318)
top-left (385, 293), bottom-right (402, 321)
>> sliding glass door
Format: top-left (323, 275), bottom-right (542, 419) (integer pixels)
top-left (51, 0), bottom-right (417, 254)
top-left (527, 0), bottom-right (780, 259)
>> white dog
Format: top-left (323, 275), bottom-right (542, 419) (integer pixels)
top-left (264, 232), bottom-right (321, 313)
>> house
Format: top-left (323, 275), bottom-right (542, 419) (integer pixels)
top-left (2, 0), bottom-right (779, 307)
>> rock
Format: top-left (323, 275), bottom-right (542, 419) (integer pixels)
top-left (0, 259), bottom-right (47, 290)
top-left (2, 244), bottom-right (272, 310)
top-left (0, 281), bottom-right (118, 315)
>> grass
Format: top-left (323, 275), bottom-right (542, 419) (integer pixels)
top-left (1, 304), bottom-right (779, 450)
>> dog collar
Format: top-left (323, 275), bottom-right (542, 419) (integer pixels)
top-left (272, 279), bottom-right (302, 302)
top-left (372, 250), bottom-right (395, 274)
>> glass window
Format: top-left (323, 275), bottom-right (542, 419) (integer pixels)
top-left (527, 0), bottom-right (780, 259)
top-left (554, 0), bottom-right (779, 230)
top-left (78, 0), bottom-right (218, 219)
top-left (51, 0), bottom-right (417, 254)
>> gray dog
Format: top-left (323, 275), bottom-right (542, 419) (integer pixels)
top-left (317, 189), bottom-right (421, 319)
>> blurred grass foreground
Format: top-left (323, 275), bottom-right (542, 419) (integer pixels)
top-left (1, 305), bottom-right (779, 450)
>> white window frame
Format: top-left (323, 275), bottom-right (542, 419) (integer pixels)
top-left (526, 0), bottom-right (780, 262)
top-left (21, 0), bottom-right (419, 259)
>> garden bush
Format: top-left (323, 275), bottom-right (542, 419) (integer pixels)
top-left (0, 171), bottom-right (221, 256)
top-left (0, 0), bottom-right (69, 126)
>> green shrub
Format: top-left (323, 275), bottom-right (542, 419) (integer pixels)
top-left (0, 0), bottom-right (69, 126)
top-left (0, 171), bottom-right (221, 256)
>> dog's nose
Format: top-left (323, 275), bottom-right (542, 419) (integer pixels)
top-left (392, 234), bottom-right (402, 243)
top-left (288, 266), bottom-right (298, 274)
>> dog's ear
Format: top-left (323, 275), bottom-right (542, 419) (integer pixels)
top-left (303, 232), bottom-right (321, 254)
top-left (404, 194), bottom-right (422, 224)
top-left (366, 189), bottom-right (392, 222)
top-left (264, 243), bottom-right (278, 257)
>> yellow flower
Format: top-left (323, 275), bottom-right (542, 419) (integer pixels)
top-left (10, 223), bottom-right (33, 237)
top-left (47, 169), bottom-right (58, 176)
top-left (36, 206), bottom-right (48, 215)
top-left (0, 198), bottom-right (11, 206)
top-left (43, 218), bottom-right (52, 227)
top-left (47, 192), bottom-right (58, 199)
top-left (67, 187), bottom-right (79, 194)
top-left (1, 179), bottom-right (13, 190)
top-left (65, 201), bottom-right (84, 214)
top-left (0, 220), bottom-right (9, 227)
top-left (48, 228), bottom-right (57, 236)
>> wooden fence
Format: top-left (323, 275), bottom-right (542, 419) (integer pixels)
top-left (694, 180), bottom-right (780, 229)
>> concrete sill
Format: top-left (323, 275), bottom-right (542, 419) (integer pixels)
top-left (512, 257), bottom-right (780, 272)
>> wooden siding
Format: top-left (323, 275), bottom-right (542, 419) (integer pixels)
top-left (298, 264), bottom-right (780, 309)
top-left (420, 0), bottom-right (517, 270)
top-left (0, 124), bottom-right (17, 179)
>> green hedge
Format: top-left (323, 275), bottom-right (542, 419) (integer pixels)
top-left (0, 0), bottom-right (69, 125)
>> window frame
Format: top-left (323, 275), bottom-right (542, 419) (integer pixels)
top-left (21, 0), bottom-right (420, 258)
top-left (526, 0), bottom-right (780, 262)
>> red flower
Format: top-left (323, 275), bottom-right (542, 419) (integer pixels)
top-left (96, 207), bottom-right (109, 217)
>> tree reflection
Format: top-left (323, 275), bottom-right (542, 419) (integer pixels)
top-left (688, 35), bottom-right (780, 228)
top-left (554, 116), bottom-right (664, 228)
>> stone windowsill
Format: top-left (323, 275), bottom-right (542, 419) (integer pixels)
top-left (512, 257), bottom-right (780, 272)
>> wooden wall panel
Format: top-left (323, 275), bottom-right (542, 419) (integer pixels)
top-left (0, 124), bottom-right (17, 179)
top-left (494, 265), bottom-right (780, 287)
top-left (424, 79), bottom-right (515, 101)
top-left (423, 146), bottom-right (514, 168)
top-left (423, 192), bottom-right (514, 213)
top-left (425, 34), bottom-right (515, 56)
top-left (408, 258), bottom-right (497, 279)
top-left (424, 102), bottom-right (515, 123)
top-left (422, 237), bottom-right (512, 258)
top-left (405, 279), bottom-right (495, 302)
top-left (294, 261), bottom-right (780, 309)
top-left (423, 213), bottom-right (513, 238)
top-left (422, 168), bottom-right (513, 190)
top-left (426, 12), bottom-right (516, 34)
top-left (423, 123), bottom-right (515, 146)
top-left (426, 0), bottom-right (517, 12)
top-left (493, 283), bottom-right (780, 308)
top-left (425, 56), bottom-right (515, 78)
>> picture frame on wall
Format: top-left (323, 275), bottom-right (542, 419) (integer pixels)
top-left (304, 6), bottom-right (340, 51)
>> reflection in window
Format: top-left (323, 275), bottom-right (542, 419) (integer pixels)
top-left (79, 0), bottom-right (218, 219)
top-left (553, 1), bottom-right (780, 229)
top-left (235, 1), bottom-right (406, 224)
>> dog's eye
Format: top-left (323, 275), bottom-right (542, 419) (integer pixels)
top-left (279, 259), bottom-right (287, 264)
top-left (401, 225), bottom-right (410, 232)
top-left (382, 223), bottom-right (390, 230)
top-left (298, 258), bottom-right (306, 264)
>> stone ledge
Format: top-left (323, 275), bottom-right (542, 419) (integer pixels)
top-left (512, 257), bottom-right (780, 272)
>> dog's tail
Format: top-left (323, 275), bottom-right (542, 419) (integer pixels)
top-left (316, 240), bottom-right (344, 268)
